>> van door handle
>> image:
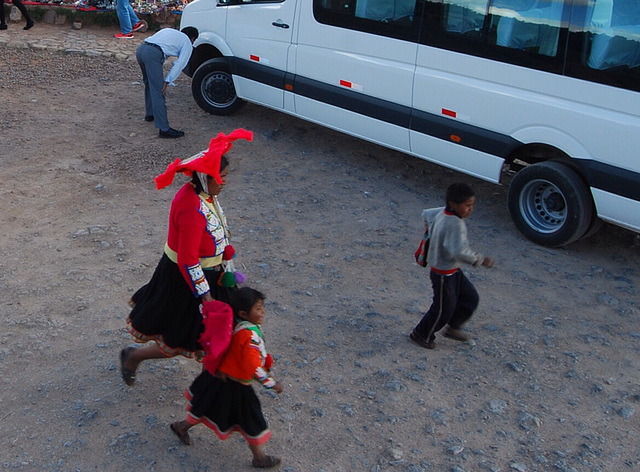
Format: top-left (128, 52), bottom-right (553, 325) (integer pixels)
top-left (272, 21), bottom-right (290, 29)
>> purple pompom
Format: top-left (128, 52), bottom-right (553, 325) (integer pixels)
top-left (234, 272), bottom-right (247, 285)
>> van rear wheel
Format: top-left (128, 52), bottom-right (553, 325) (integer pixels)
top-left (507, 161), bottom-right (594, 247)
top-left (191, 58), bottom-right (244, 115)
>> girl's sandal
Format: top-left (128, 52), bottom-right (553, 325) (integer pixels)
top-left (252, 455), bottom-right (281, 468)
top-left (119, 348), bottom-right (137, 386)
top-left (170, 423), bottom-right (192, 445)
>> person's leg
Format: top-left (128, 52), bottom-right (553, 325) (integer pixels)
top-left (121, 342), bottom-right (169, 373)
top-left (447, 270), bottom-right (479, 329)
top-left (413, 271), bottom-right (456, 343)
top-left (115, 0), bottom-right (133, 34)
top-left (1, 0), bottom-right (7, 29)
top-left (119, 342), bottom-right (170, 386)
top-left (146, 52), bottom-right (169, 131)
top-left (137, 44), bottom-right (169, 129)
top-left (170, 419), bottom-right (193, 445)
top-left (136, 47), bottom-right (154, 119)
top-left (127, 1), bottom-right (140, 29)
top-left (11, 0), bottom-right (33, 29)
top-left (249, 444), bottom-right (281, 468)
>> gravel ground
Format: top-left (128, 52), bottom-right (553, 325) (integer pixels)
top-left (1, 47), bottom-right (639, 472)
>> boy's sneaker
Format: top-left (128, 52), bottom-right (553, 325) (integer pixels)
top-left (115, 32), bottom-right (134, 39)
top-left (132, 21), bottom-right (145, 32)
top-left (442, 326), bottom-right (470, 342)
top-left (0, 24), bottom-right (8, 30)
top-left (409, 331), bottom-right (436, 349)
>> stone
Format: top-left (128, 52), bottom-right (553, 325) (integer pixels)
top-left (54, 14), bottom-right (66, 26)
top-left (43, 10), bottom-right (57, 25)
top-left (72, 22), bottom-right (82, 30)
top-left (618, 407), bottom-right (635, 419)
top-left (487, 399), bottom-right (507, 414)
top-left (389, 448), bottom-right (403, 460)
top-left (10, 6), bottom-right (22, 22)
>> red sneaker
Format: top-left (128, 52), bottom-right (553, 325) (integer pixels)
top-left (114, 32), bottom-right (134, 39)
top-left (132, 21), bottom-right (145, 32)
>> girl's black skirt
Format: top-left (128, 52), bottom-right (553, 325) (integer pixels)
top-left (185, 371), bottom-right (271, 445)
top-left (127, 254), bottom-right (235, 360)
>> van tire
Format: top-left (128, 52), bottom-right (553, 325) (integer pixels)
top-left (507, 161), bottom-right (594, 247)
top-left (191, 58), bottom-right (244, 115)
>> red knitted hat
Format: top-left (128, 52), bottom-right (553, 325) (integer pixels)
top-left (154, 128), bottom-right (253, 189)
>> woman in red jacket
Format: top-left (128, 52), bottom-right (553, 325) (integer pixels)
top-left (119, 129), bottom-right (253, 387)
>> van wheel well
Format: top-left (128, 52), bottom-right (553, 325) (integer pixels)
top-left (185, 45), bottom-right (224, 78)
top-left (505, 143), bottom-right (569, 173)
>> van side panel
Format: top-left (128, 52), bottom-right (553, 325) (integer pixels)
top-left (591, 189), bottom-right (640, 233)
top-left (293, 0), bottom-right (416, 152)
top-left (224, 2), bottom-right (298, 110)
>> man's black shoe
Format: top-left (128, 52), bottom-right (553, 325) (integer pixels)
top-left (144, 115), bottom-right (154, 122)
top-left (159, 128), bottom-right (184, 139)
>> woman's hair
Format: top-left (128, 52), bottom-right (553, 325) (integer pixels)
top-left (190, 155), bottom-right (229, 193)
top-left (231, 287), bottom-right (266, 320)
top-left (446, 182), bottom-right (475, 205)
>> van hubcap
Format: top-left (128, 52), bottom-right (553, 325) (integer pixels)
top-left (202, 71), bottom-right (236, 108)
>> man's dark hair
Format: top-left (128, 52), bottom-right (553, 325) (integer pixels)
top-left (446, 182), bottom-right (475, 205)
top-left (181, 26), bottom-right (199, 41)
top-left (231, 287), bottom-right (266, 320)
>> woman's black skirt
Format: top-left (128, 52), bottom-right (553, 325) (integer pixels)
top-left (185, 371), bottom-right (271, 446)
top-left (127, 254), bottom-right (235, 360)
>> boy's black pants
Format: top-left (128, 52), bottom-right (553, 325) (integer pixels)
top-left (414, 269), bottom-right (479, 342)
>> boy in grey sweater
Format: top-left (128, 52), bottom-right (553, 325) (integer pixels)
top-left (410, 183), bottom-right (494, 349)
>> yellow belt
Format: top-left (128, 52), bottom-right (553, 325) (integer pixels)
top-left (164, 242), bottom-right (223, 269)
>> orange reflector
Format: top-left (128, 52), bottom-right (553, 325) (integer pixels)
top-left (285, 84), bottom-right (293, 91)
top-left (450, 135), bottom-right (461, 143)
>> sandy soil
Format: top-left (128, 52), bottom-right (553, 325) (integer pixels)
top-left (1, 42), bottom-right (639, 472)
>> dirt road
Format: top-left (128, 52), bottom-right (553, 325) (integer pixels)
top-left (1, 40), bottom-right (639, 471)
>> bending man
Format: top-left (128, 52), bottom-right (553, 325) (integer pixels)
top-left (136, 27), bottom-right (199, 139)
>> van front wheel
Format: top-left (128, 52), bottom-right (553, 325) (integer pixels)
top-left (507, 161), bottom-right (594, 247)
top-left (191, 58), bottom-right (244, 115)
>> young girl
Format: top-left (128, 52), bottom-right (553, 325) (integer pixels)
top-left (170, 287), bottom-right (283, 469)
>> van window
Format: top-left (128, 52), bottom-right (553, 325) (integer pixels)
top-left (585, 0), bottom-right (640, 70)
top-left (314, 0), bottom-right (421, 41)
top-left (419, 0), bottom-right (566, 74)
top-left (564, 0), bottom-right (640, 92)
top-left (492, 0), bottom-right (564, 56)
top-left (435, 0), bottom-right (563, 57)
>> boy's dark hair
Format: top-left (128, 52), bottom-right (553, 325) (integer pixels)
top-left (446, 182), bottom-right (475, 205)
top-left (231, 287), bottom-right (265, 320)
top-left (181, 27), bottom-right (199, 41)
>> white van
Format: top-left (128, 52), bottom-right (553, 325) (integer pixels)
top-left (180, 0), bottom-right (640, 247)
